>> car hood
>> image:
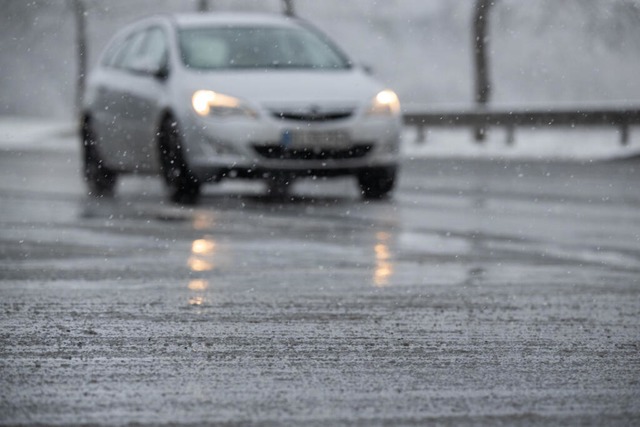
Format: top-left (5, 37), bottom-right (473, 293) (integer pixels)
top-left (180, 68), bottom-right (384, 109)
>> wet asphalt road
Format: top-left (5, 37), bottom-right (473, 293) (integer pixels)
top-left (1, 147), bottom-right (639, 426)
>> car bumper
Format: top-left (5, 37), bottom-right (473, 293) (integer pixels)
top-left (180, 112), bottom-right (401, 182)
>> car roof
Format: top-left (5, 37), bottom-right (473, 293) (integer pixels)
top-left (169, 12), bottom-right (301, 30)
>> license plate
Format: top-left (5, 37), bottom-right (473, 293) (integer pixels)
top-left (281, 130), bottom-right (351, 149)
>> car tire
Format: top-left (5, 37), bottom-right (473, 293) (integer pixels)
top-left (158, 117), bottom-right (201, 205)
top-left (82, 119), bottom-right (118, 197)
top-left (357, 166), bottom-right (396, 200)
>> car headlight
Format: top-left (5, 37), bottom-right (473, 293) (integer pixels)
top-left (367, 90), bottom-right (401, 116)
top-left (192, 90), bottom-right (258, 118)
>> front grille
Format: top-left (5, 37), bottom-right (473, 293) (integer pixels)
top-left (254, 144), bottom-right (372, 160)
top-left (271, 111), bottom-right (353, 122)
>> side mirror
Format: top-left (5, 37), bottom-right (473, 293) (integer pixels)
top-left (130, 58), bottom-right (169, 80)
top-left (154, 65), bottom-right (170, 80)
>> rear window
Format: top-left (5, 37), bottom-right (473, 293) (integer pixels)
top-left (178, 25), bottom-right (351, 71)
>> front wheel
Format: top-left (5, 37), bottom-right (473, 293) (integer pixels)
top-left (357, 166), bottom-right (397, 200)
top-left (158, 118), bottom-right (201, 204)
top-left (82, 120), bottom-right (117, 197)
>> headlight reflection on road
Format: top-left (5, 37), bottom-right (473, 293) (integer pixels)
top-left (187, 235), bottom-right (217, 306)
top-left (188, 279), bottom-right (209, 306)
top-left (192, 238), bottom-right (216, 255)
top-left (188, 279), bottom-right (209, 291)
top-left (192, 212), bottom-right (216, 231)
top-left (187, 258), bottom-right (214, 272)
top-left (374, 231), bottom-right (394, 287)
top-left (188, 237), bottom-right (217, 272)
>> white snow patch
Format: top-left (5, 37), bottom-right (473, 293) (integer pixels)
top-left (0, 116), bottom-right (77, 152)
top-left (402, 126), bottom-right (640, 161)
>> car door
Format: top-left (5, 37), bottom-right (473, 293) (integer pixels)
top-left (91, 30), bottom-right (147, 168)
top-left (117, 27), bottom-right (169, 172)
top-left (95, 27), bottom-right (168, 172)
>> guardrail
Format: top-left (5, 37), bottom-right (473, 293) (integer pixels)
top-left (402, 107), bottom-right (640, 146)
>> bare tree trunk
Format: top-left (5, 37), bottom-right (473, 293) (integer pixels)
top-left (197, 0), bottom-right (209, 12)
top-left (283, 0), bottom-right (295, 17)
top-left (72, 0), bottom-right (86, 120)
top-left (473, 0), bottom-right (493, 142)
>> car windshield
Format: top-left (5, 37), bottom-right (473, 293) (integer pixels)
top-left (178, 25), bottom-right (351, 70)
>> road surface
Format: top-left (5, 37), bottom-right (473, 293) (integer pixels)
top-left (1, 146), bottom-right (639, 425)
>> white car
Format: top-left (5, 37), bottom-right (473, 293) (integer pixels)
top-left (82, 13), bottom-right (402, 203)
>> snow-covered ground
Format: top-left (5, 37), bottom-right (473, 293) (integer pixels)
top-left (0, 117), bottom-right (78, 152)
top-left (402, 125), bottom-right (640, 161)
top-left (1, 115), bottom-right (639, 161)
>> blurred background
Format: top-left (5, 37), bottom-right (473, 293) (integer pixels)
top-left (2, 0), bottom-right (640, 119)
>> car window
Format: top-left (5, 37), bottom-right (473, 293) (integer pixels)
top-left (137, 27), bottom-right (168, 70)
top-left (107, 27), bottom-right (168, 74)
top-left (101, 35), bottom-right (126, 67)
top-left (179, 26), bottom-right (351, 70)
top-left (180, 33), bottom-right (228, 69)
top-left (111, 30), bottom-right (147, 70)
